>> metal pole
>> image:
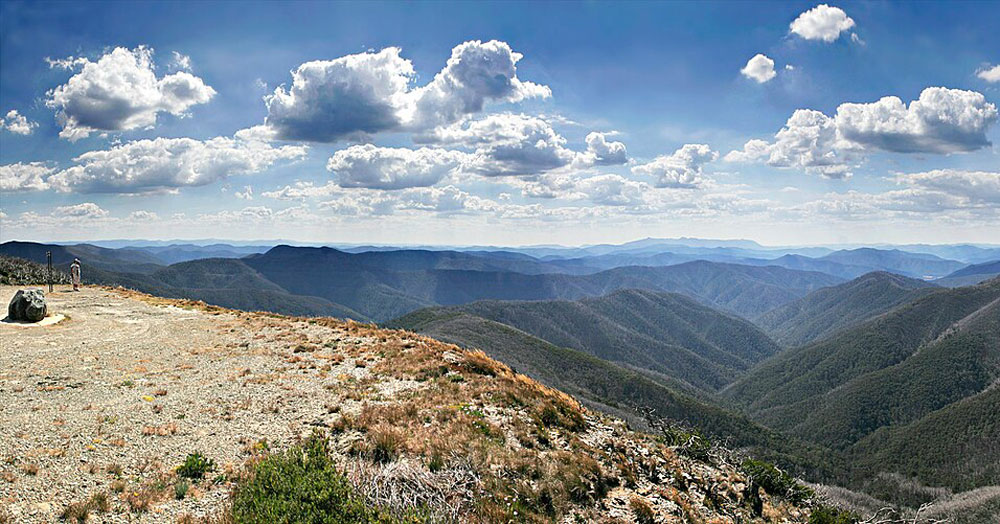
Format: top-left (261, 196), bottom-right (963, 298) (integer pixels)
top-left (47, 251), bottom-right (53, 292)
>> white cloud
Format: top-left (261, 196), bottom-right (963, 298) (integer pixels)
top-left (893, 169), bottom-right (1000, 205)
top-left (789, 4), bottom-right (856, 42)
top-left (128, 210), bottom-right (159, 221)
top-left (1, 110), bottom-right (39, 135)
top-left (741, 54), bottom-right (777, 83)
top-left (835, 87), bottom-right (997, 153)
top-left (423, 113), bottom-right (576, 176)
top-left (326, 144), bottom-right (468, 189)
top-left (264, 47), bottom-right (413, 142)
top-left (235, 185), bottom-right (254, 200)
top-left (977, 64), bottom-right (1000, 83)
top-left (48, 134), bottom-right (307, 194)
top-left (725, 109), bottom-right (860, 178)
top-left (262, 40), bottom-right (549, 142)
top-left (170, 51), bottom-right (192, 71)
top-left (578, 132), bottom-right (628, 166)
top-left (46, 46), bottom-right (216, 141)
top-left (53, 202), bottom-right (109, 218)
top-left (726, 87), bottom-right (998, 177)
top-left (404, 40), bottom-right (551, 130)
top-left (0, 162), bottom-right (55, 192)
top-left (632, 144), bottom-right (717, 188)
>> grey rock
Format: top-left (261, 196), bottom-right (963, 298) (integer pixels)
top-left (8, 289), bottom-right (47, 322)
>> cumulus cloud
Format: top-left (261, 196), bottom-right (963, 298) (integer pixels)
top-left (978, 64), bottom-right (1000, 83)
top-left (53, 202), bottom-right (109, 218)
top-left (725, 109), bottom-right (861, 178)
top-left (263, 40), bottom-right (549, 142)
top-left (326, 144), bottom-right (468, 189)
top-left (789, 4), bottom-right (856, 42)
top-left (632, 144), bottom-right (717, 188)
top-left (1, 110), bottom-right (39, 135)
top-left (46, 46), bottom-right (216, 141)
top-left (740, 54), bottom-right (777, 83)
top-left (578, 132), bottom-right (628, 166)
top-left (0, 162), bottom-right (55, 192)
top-left (47, 134), bottom-right (307, 194)
top-left (726, 87), bottom-right (998, 176)
top-left (836, 87), bottom-right (997, 153)
top-left (423, 113), bottom-right (576, 176)
top-left (404, 40), bottom-right (551, 130)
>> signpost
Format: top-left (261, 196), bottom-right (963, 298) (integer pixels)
top-left (47, 251), bottom-right (53, 293)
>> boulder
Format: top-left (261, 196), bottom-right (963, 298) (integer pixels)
top-left (8, 289), bottom-right (47, 322)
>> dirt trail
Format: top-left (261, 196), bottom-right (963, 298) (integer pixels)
top-left (0, 285), bottom-right (378, 522)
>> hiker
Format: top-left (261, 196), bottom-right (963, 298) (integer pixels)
top-left (70, 258), bottom-right (81, 291)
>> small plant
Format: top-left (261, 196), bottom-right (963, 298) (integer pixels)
top-left (177, 452), bottom-right (216, 479)
top-left (630, 496), bottom-right (656, 524)
top-left (60, 491), bottom-right (109, 522)
top-left (175, 480), bottom-right (190, 500)
top-left (428, 453), bottom-right (445, 472)
top-left (369, 427), bottom-right (405, 463)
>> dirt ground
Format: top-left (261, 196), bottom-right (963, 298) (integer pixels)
top-left (0, 285), bottom-right (381, 522)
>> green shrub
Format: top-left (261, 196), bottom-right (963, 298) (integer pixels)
top-left (230, 432), bottom-right (426, 523)
top-left (808, 504), bottom-right (859, 524)
top-left (177, 452), bottom-right (216, 479)
top-left (740, 458), bottom-right (813, 505)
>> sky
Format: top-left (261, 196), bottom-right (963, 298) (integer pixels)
top-left (1, 1), bottom-right (998, 247)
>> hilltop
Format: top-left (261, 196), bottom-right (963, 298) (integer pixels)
top-left (0, 286), bottom-right (819, 523)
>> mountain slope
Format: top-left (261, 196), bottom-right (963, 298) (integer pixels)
top-left (386, 306), bottom-right (839, 479)
top-left (852, 383), bottom-right (1000, 492)
top-left (396, 289), bottom-right (781, 391)
top-left (754, 272), bottom-right (938, 346)
top-left (724, 278), bottom-right (1000, 489)
top-left (725, 278), bottom-right (1000, 415)
top-left (934, 260), bottom-right (1000, 287)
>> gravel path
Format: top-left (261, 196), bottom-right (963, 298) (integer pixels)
top-left (0, 285), bottom-right (380, 523)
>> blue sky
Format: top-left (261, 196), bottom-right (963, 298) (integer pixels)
top-left (1, 1), bottom-right (998, 246)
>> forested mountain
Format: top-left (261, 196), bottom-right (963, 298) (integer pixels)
top-left (391, 289), bottom-right (780, 391)
top-left (724, 277), bottom-right (1000, 489)
top-left (754, 272), bottom-right (938, 346)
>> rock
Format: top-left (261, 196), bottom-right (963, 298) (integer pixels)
top-left (8, 289), bottom-right (47, 322)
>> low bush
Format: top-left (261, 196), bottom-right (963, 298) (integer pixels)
top-left (229, 432), bottom-right (426, 523)
top-left (178, 452), bottom-right (216, 479)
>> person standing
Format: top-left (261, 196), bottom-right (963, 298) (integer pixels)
top-left (70, 258), bottom-right (81, 291)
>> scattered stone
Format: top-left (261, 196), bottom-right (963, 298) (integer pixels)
top-left (7, 288), bottom-right (47, 322)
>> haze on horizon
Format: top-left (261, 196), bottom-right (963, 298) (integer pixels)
top-left (2, 1), bottom-right (999, 246)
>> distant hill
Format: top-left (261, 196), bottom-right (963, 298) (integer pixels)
top-left (0, 240), bottom-right (164, 273)
top-left (933, 260), bottom-right (1000, 288)
top-left (724, 277), bottom-right (1000, 489)
top-left (944, 260), bottom-right (1000, 278)
top-left (818, 248), bottom-right (965, 279)
top-left (391, 289), bottom-right (780, 392)
top-left (244, 246), bottom-right (843, 321)
top-left (128, 244), bottom-right (270, 264)
top-left (755, 272), bottom-right (938, 346)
